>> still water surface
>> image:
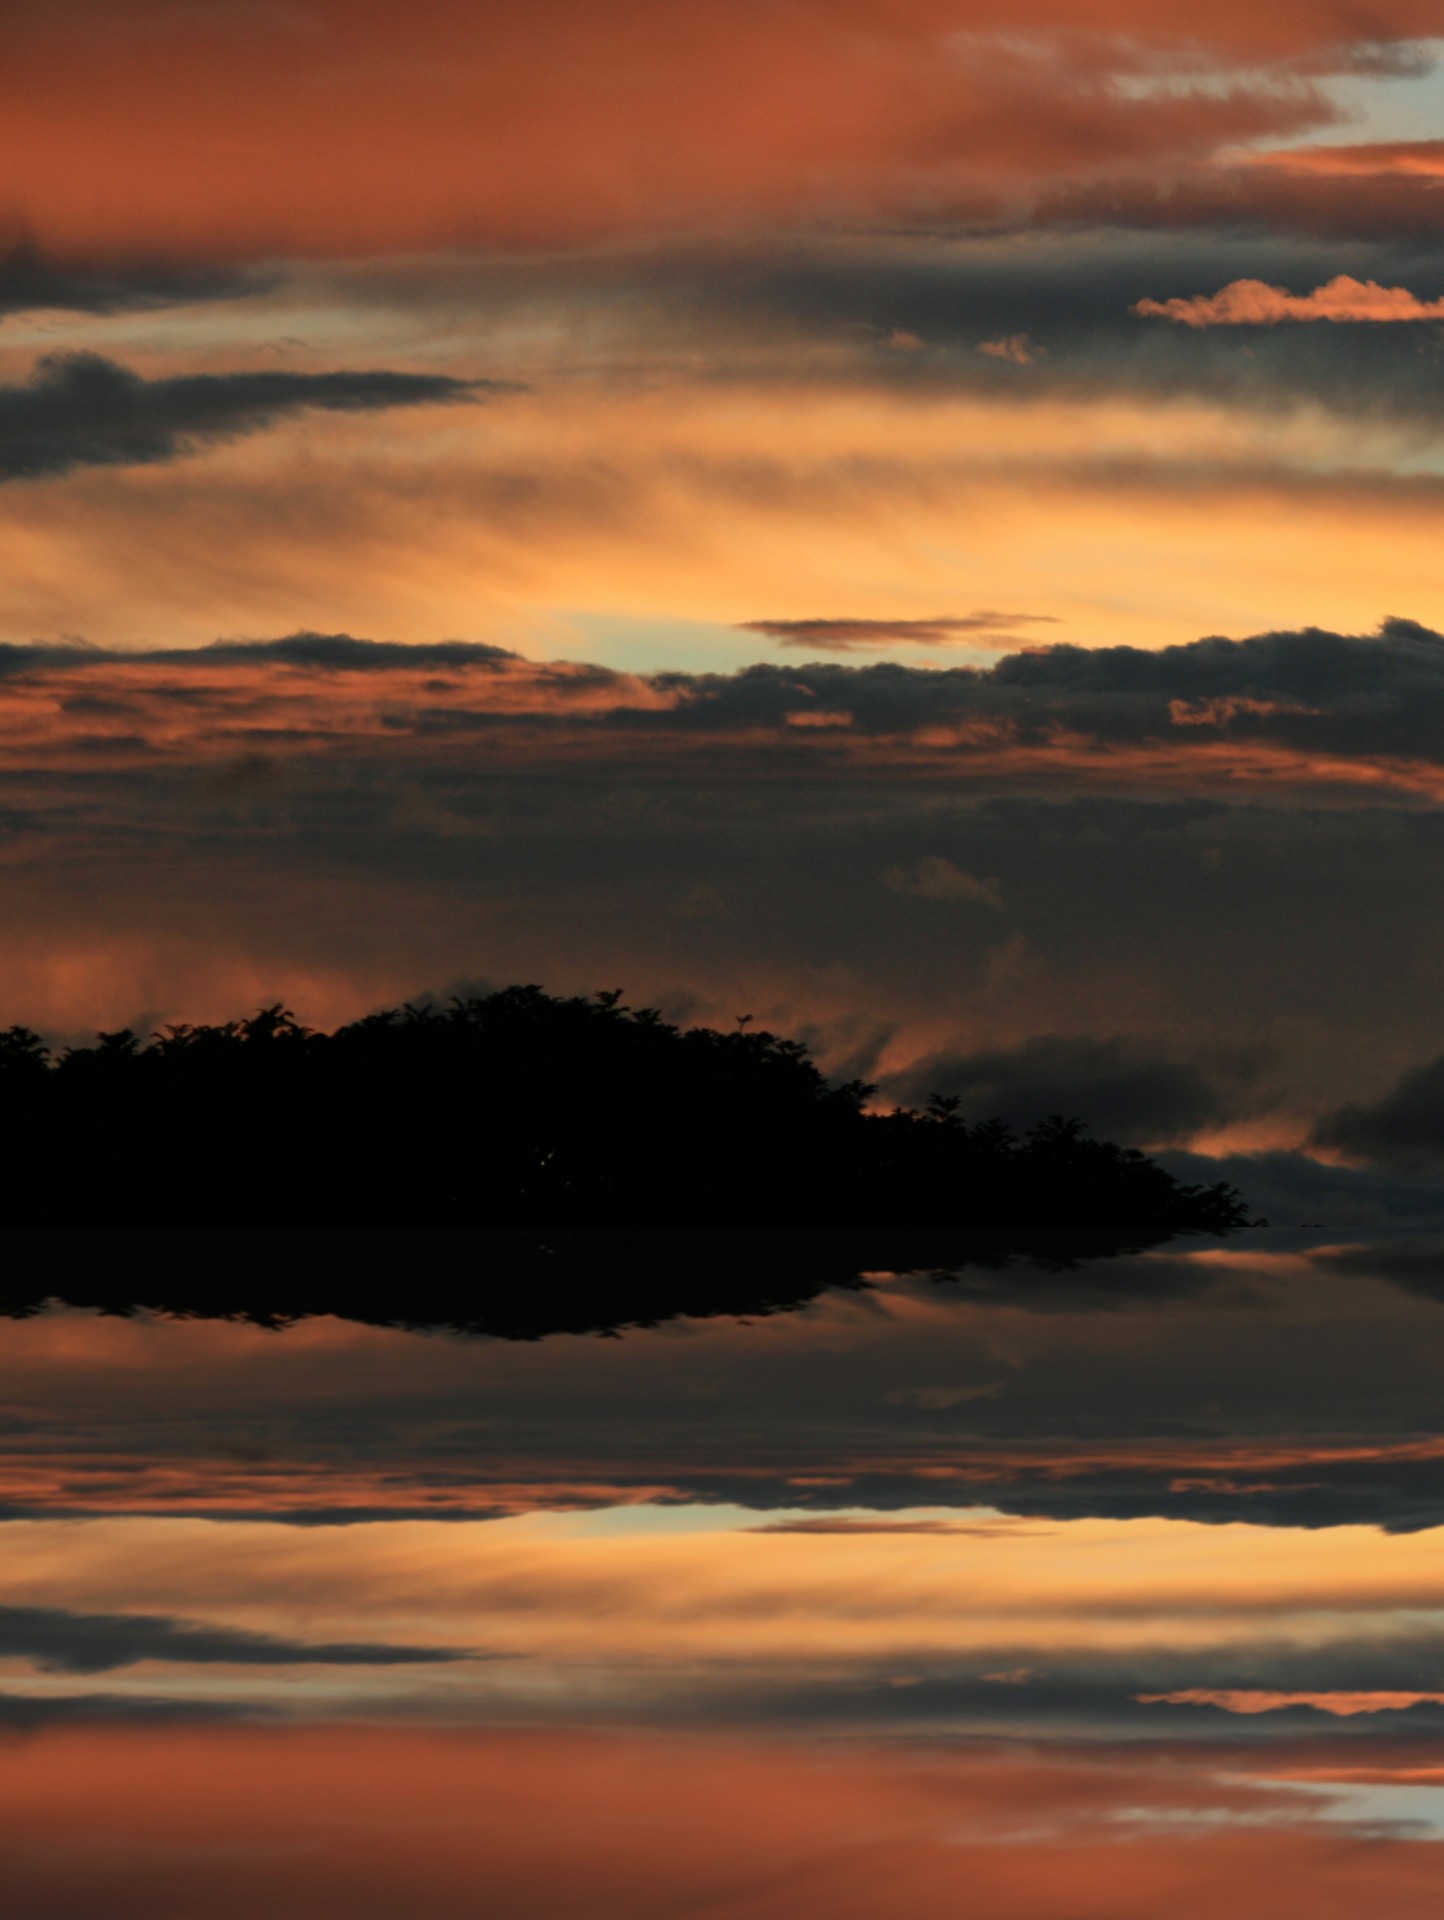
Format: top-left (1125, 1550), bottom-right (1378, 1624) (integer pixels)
top-left (8, 1244), bottom-right (1444, 1917)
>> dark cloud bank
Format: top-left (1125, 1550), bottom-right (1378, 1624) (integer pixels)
top-left (0, 235), bottom-right (257, 318)
top-left (563, 614), bottom-right (1444, 760)
top-left (1316, 1057), bottom-right (1444, 1170)
top-left (15, 611), bottom-right (1444, 756)
top-left (12, 618), bottom-right (1444, 1161)
top-left (886, 1035), bottom-right (1260, 1148)
top-left (0, 352), bottom-right (499, 481)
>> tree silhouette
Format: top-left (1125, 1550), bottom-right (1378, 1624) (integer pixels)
top-left (0, 986), bottom-right (1248, 1336)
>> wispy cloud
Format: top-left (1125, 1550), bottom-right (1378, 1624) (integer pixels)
top-left (1243, 139), bottom-right (1444, 180)
top-left (739, 614), bottom-right (1059, 653)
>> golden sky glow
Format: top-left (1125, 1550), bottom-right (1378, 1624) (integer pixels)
top-left (1, 348), bottom-right (1444, 658)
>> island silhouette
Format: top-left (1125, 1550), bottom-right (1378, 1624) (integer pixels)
top-left (0, 986), bottom-right (1247, 1336)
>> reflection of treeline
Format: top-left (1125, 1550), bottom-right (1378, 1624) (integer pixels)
top-left (0, 987), bottom-right (1246, 1330)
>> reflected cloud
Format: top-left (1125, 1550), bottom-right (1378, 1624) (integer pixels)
top-left (6, 1724), bottom-right (1444, 1920)
top-left (0, 1603), bottom-right (470, 1673)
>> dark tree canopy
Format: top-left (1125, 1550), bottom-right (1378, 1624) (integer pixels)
top-left (0, 986), bottom-right (1248, 1336)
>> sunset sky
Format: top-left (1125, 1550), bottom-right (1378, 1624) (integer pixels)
top-left (7, 2), bottom-right (1444, 1186)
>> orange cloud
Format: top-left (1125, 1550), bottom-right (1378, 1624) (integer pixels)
top-left (1, 0), bottom-right (1412, 260)
top-left (1135, 275), bottom-right (1444, 326)
top-left (1244, 139), bottom-right (1444, 179)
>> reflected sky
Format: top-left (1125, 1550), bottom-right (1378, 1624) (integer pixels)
top-left (3, 1244), bottom-right (1444, 1528)
top-left (14, 1725), bottom-right (1444, 1920)
top-left (5, 1246), bottom-right (1444, 1914)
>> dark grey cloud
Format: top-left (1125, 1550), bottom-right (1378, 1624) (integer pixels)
top-left (0, 235), bottom-right (260, 318)
top-left (0, 352), bottom-right (504, 482)
top-left (885, 1034), bottom-right (1259, 1146)
top-left (603, 1458), bottom-right (1444, 1537)
top-left (629, 616), bottom-right (1444, 757)
top-left (1313, 1056), bottom-right (1444, 1170)
top-left (0, 1604), bottom-right (467, 1673)
top-left (984, 616), bottom-right (1444, 709)
top-left (192, 633), bottom-right (522, 672)
top-left (0, 632), bottom-right (521, 680)
top-left (1159, 1152), bottom-right (1444, 1246)
top-left (739, 613), bottom-right (1059, 652)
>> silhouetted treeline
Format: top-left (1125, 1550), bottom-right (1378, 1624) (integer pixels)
top-left (0, 987), bottom-right (1247, 1333)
